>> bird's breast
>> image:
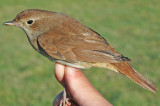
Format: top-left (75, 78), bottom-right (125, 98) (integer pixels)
top-left (30, 39), bottom-right (39, 51)
top-left (30, 39), bottom-right (56, 62)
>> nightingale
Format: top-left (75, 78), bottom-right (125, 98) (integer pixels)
top-left (4, 9), bottom-right (157, 105)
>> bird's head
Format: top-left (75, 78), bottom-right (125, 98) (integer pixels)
top-left (4, 9), bottom-right (59, 40)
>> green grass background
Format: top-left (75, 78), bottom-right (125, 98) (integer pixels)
top-left (0, 0), bottom-right (160, 105)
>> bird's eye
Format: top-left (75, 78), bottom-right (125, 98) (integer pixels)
top-left (27, 20), bottom-right (33, 24)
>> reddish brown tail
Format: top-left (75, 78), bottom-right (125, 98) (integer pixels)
top-left (110, 62), bottom-right (158, 93)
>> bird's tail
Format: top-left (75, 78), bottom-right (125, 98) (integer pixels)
top-left (109, 62), bottom-right (158, 93)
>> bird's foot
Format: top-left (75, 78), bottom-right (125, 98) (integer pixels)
top-left (59, 97), bottom-right (71, 106)
top-left (59, 88), bottom-right (71, 106)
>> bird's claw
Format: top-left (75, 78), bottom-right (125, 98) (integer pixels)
top-left (59, 98), bottom-right (71, 106)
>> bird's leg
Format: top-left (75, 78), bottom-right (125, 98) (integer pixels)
top-left (59, 86), bottom-right (71, 106)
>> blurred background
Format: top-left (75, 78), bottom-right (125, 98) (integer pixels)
top-left (0, 0), bottom-right (160, 105)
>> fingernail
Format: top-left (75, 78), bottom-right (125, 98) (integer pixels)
top-left (65, 66), bottom-right (80, 78)
top-left (66, 66), bottom-right (79, 72)
top-left (53, 91), bottom-right (63, 106)
top-left (65, 66), bottom-right (81, 80)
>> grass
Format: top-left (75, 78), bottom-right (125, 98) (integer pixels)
top-left (0, 0), bottom-right (160, 105)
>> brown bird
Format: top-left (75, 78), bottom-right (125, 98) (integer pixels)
top-left (4, 9), bottom-right (157, 105)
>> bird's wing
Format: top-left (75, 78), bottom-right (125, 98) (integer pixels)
top-left (37, 19), bottom-right (130, 63)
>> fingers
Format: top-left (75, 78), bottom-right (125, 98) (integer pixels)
top-left (54, 63), bottom-right (112, 106)
top-left (64, 66), bottom-right (112, 106)
top-left (55, 63), bottom-right (65, 85)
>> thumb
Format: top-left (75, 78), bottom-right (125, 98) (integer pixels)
top-left (64, 66), bottom-right (112, 106)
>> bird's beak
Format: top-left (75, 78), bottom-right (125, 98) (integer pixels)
top-left (3, 21), bottom-right (18, 26)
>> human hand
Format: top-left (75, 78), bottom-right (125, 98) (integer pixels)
top-left (53, 63), bottom-right (112, 106)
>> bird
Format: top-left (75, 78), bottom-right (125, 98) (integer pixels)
top-left (4, 9), bottom-right (157, 105)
